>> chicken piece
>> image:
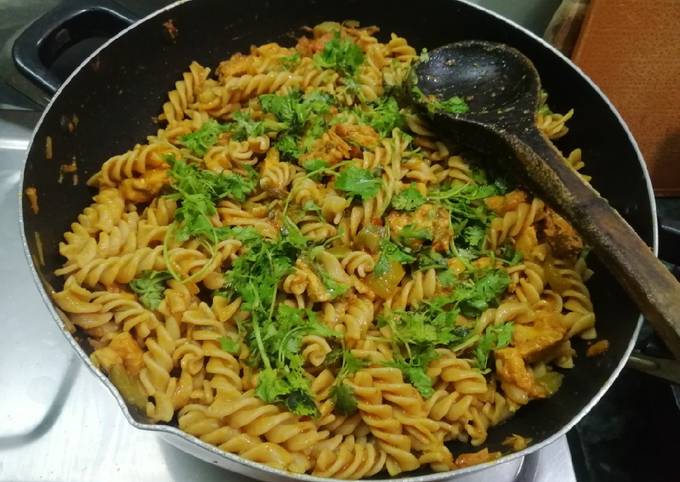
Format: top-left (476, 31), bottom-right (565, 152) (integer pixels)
top-left (495, 347), bottom-right (546, 398)
top-left (512, 311), bottom-right (567, 362)
top-left (386, 203), bottom-right (453, 252)
top-left (539, 208), bottom-right (583, 259)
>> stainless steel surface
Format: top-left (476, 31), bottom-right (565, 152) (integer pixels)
top-left (0, 109), bottom-right (578, 481)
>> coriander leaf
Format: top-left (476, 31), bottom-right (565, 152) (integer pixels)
top-left (417, 250), bottom-right (447, 271)
top-left (375, 238), bottom-right (414, 276)
top-left (392, 184), bottom-right (426, 211)
top-left (181, 120), bottom-right (227, 156)
top-left (402, 365), bottom-right (434, 398)
top-left (285, 389), bottom-right (318, 417)
top-left (260, 91), bottom-right (332, 130)
top-left (167, 159), bottom-right (257, 242)
top-left (280, 52), bottom-right (301, 69)
top-left (495, 322), bottom-right (514, 347)
top-left (335, 166), bottom-right (381, 200)
top-left (385, 347), bottom-right (439, 398)
top-left (219, 336), bottom-right (240, 354)
top-left (462, 225), bottom-right (486, 250)
top-left (260, 91), bottom-right (333, 160)
top-left (438, 95), bottom-right (469, 114)
top-left (342, 351), bottom-right (365, 375)
top-left (283, 215), bottom-right (307, 249)
top-left (438, 269), bottom-right (458, 288)
top-left (129, 270), bottom-right (171, 310)
top-left (318, 269), bottom-right (349, 299)
top-left (452, 269), bottom-right (510, 317)
top-left (398, 224), bottom-right (433, 242)
top-left (313, 32), bottom-right (364, 76)
top-left (474, 322), bottom-right (514, 370)
top-left (330, 382), bottom-right (358, 415)
top-left (224, 111), bottom-right (283, 141)
top-left (354, 96), bottom-right (404, 137)
top-left (302, 158), bottom-right (329, 180)
top-left (498, 243), bottom-right (523, 265)
top-left (275, 134), bottom-right (301, 159)
top-left (255, 368), bottom-right (290, 403)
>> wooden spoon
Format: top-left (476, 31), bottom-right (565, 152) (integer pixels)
top-left (409, 40), bottom-right (680, 359)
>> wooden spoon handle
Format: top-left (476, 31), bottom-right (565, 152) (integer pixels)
top-left (514, 129), bottom-right (680, 359)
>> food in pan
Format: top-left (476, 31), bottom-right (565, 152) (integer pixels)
top-left (52, 21), bottom-right (595, 479)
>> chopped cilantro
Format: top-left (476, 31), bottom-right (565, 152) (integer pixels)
top-left (354, 97), bottom-right (404, 137)
top-left (166, 158), bottom-right (257, 242)
top-left (260, 91), bottom-right (333, 161)
top-left (219, 336), bottom-right (240, 354)
top-left (224, 111), bottom-right (284, 141)
top-left (417, 249), bottom-right (448, 271)
top-left (374, 238), bottom-right (415, 276)
top-left (381, 300), bottom-right (471, 397)
top-left (397, 224), bottom-right (432, 243)
top-left (313, 32), bottom-right (364, 76)
top-left (181, 120), bottom-right (228, 156)
top-left (302, 158), bottom-right (328, 177)
top-left (318, 270), bottom-right (349, 299)
top-left (280, 52), bottom-right (301, 69)
top-left (327, 348), bottom-right (364, 415)
top-left (475, 322), bottom-right (514, 370)
top-left (450, 268), bottom-right (510, 317)
top-left (252, 305), bottom-right (339, 415)
top-left (462, 225), bottom-right (486, 251)
top-left (498, 243), bottom-right (523, 265)
top-left (129, 270), bottom-right (171, 310)
top-left (221, 230), bottom-right (339, 416)
top-left (330, 383), bottom-right (357, 415)
top-left (438, 95), bottom-right (469, 114)
top-left (335, 166), bottom-right (381, 200)
top-left (392, 184), bottom-right (426, 211)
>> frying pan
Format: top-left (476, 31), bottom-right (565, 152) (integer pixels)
top-left (14, 0), bottom-right (656, 480)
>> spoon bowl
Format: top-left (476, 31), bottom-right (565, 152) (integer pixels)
top-left (415, 41), bottom-right (538, 128)
top-left (410, 41), bottom-right (680, 360)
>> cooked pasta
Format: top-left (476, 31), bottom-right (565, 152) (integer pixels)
top-left (53, 21), bottom-right (595, 479)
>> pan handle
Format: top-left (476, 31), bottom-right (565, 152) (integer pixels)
top-left (12, 0), bottom-right (138, 95)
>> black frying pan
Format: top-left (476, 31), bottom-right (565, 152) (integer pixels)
top-left (15, 0), bottom-right (655, 479)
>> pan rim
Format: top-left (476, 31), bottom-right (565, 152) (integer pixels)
top-left (18, 0), bottom-right (655, 480)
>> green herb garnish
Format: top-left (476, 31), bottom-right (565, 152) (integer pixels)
top-left (392, 184), bottom-right (426, 211)
top-left (166, 158), bottom-right (257, 243)
top-left (314, 32), bottom-right (364, 76)
top-left (129, 270), bottom-right (171, 310)
top-left (335, 166), bottom-right (381, 200)
top-left (354, 96), bottom-right (404, 137)
top-left (328, 349), bottom-right (365, 415)
top-left (475, 322), bottom-right (514, 370)
top-left (180, 120), bottom-right (228, 156)
top-left (374, 238), bottom-right (415, 276)
top-left (219, 336), bottom-right (240, 354)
